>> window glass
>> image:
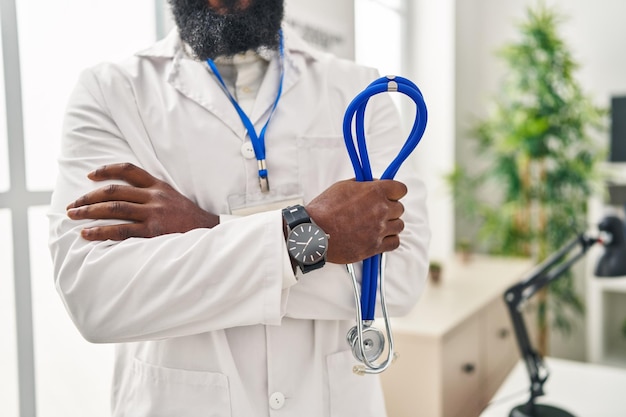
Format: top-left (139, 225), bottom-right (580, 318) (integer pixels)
top-left (29, 206), bottom-right (114, 417)
top-left (376, 0), bottom-right (403, 9)
top-left (0, 209), bottom-right (19, 417)
top-left (17, 2), bottom-right (157, 415)
top-left (355, 0), bottom-right (403, 76)
top-left (17, 0), bottom-right (156, 191)
top-left (0, 16), bottom-right (9, 193)
top-left (355, 0), bottom-right (411, 123)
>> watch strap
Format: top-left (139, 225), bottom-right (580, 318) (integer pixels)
top-left (302, 261), bottom-right (326, 274)
top-left (282, 205), bottom-right (311, 229)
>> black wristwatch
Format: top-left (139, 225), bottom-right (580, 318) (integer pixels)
top-left (282, 205), bottom-right (328, 273)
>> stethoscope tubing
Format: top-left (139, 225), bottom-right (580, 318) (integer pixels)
top-left (343, 76), bottom-right (428, 322)
top-left (344, 77), bottom-right (427, 182)
top-left (347, 254), bottom-right (397, 374)
top-left (343, 75), bottom-right (427, 374)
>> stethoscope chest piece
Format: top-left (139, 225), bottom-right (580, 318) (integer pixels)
top-left (347, 325), bottom-right (385, 363)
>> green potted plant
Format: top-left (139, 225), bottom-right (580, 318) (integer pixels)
top-left (456, 238), bottom-right (473, 263)
top-left (449, 2), bottom-right (606, 355)
top-left (429, 261), bottom-right (443, 284)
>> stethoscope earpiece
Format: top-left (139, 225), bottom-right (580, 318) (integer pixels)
top-left (343, 75), bottom-right (427, 375)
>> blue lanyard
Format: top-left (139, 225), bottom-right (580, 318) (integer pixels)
top-left (343, 75), bottom-right (428, 321)
top-left (207, 30), bottom-right (285, 193)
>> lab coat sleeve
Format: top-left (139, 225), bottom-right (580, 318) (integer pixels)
top-left (49, 69), bottom-right (292, 343)
top-left (284, 66), bottom-right (431, 321)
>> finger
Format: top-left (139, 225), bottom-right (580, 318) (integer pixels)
top-left (388, 201), bottom-right (405, 220)
top-left (81, 223), bottom-right (148, 241)
top-left (379, 180), bottom-right (408, 201)
top-left (380, 235), bottom-right (401, 253)
top-left (88, 163), bottom-right (157, 188)
top-left (385, 218), bottom-right (405, 237)
top-left (67, 184), bottom-right (150, 209)
top-left (67, 201), bottom-right (146, 222)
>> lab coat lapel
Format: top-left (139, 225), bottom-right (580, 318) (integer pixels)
top-left (250, 51), bottom-right (301, 125)
top-left (167, 50), bottom-right (246, 139)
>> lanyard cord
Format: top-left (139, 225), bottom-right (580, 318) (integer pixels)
top-left (343, 76), bottom-right (428, 321)
top-left (206, 30), bottom-right (285, 192)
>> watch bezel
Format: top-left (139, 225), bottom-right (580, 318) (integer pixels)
top-left (283, 205), bottom-right (328, 273)
top-left (287, 223), bottom-right (328, 265)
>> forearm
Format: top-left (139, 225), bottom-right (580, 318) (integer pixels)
top-left (50, 209), bottom-right (290, 343)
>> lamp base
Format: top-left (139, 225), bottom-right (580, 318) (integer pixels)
top-left (509, 404), bottom-right (576, 417)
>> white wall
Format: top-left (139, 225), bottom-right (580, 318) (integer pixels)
top-left (455, 0), bottom-right (626, 361)
top-left (406, 0), bottom-right (457, 263)
top-left (285, 0), bottom-right (354, 60)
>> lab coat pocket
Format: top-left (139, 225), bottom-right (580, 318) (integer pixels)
top-left (296, 135), bottom-right (353, 202)
top-left (125, 358), bottom-right (231, 417)
top-left (327, 350), bottom-right (387, 417)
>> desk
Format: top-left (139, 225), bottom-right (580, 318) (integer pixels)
top-left (480, 357), bottom-right (626, 417)
top-left (381, 256), bottom-right (533, 417)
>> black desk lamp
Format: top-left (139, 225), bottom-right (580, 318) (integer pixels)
top-left (595, 216), bottom-right (626, 276)
top-left (504, 215), bottom-right (626, 417)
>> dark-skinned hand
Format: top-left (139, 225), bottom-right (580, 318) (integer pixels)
top-left (66, 163), bottom-right (219, 241)
top-left (305, 179), bottom-right (406, 265)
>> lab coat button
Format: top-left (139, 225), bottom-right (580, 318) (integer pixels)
top-left (241, 141), bottom-right (256, 159)
top-left (269, 392), bottom-right (285, 410)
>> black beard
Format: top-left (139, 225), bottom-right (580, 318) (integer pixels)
top-left (168, 0), bottom-right (284, 61)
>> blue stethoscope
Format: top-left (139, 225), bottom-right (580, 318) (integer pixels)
top-left (343, 75), bottom-right (427, 374)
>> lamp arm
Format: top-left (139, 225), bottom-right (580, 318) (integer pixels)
top-left (503, 234), bottom-right (598, 406)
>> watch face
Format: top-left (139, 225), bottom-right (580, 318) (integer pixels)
top-left (287, 223), bottom-right (328, 265)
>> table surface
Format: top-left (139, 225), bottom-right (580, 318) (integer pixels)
top-left (391, 255), bottom-right (533, 336)
top-left (480, 357), bottom-right (626, 417)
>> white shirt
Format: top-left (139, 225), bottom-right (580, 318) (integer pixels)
top-left (211, 50), bottom-right (269, 114)
top-left (48, 25), bottom-right (430, 417)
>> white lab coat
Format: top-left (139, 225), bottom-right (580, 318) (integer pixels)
top-left (48, 25), bottom-right (430, 417)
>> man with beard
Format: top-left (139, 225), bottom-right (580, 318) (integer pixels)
top-left (48, 0), bottom-right (430, 415)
